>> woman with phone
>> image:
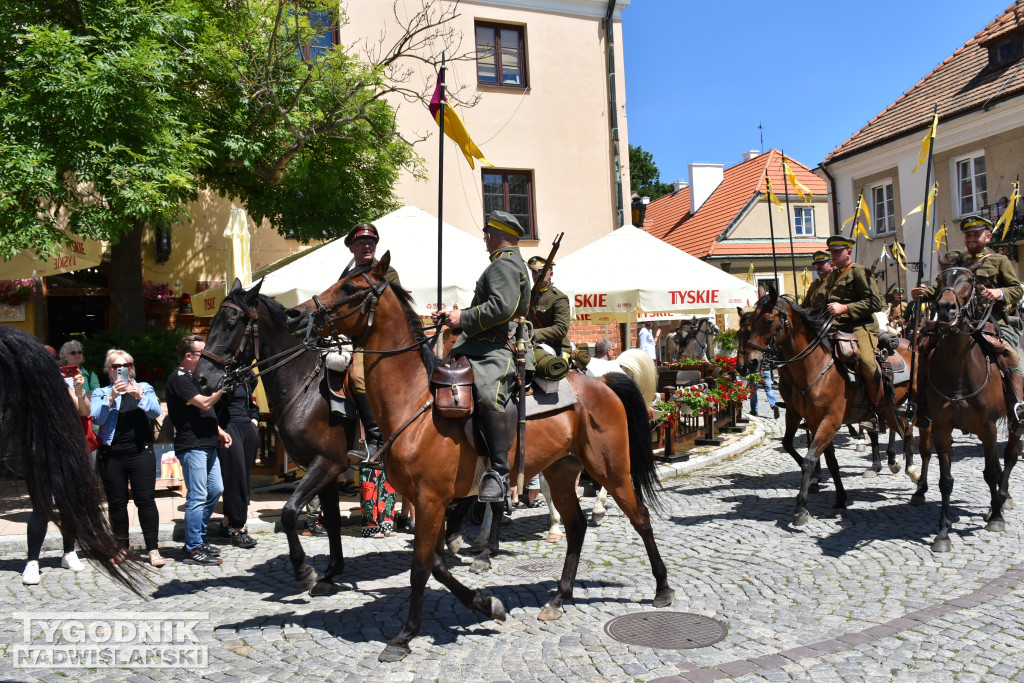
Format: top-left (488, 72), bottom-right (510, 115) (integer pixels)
top-left (91, 349), bottom-right (165, 567)
top-left (59, 340), bottom-right (100, 394)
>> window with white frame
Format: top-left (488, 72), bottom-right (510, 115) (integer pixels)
top-left (953, 152), bottom-right (988, 217)
top-left (754, 274), bottom-right (783, 297)
top-left (872, 182), bottom-right (895, 236)
top-left (793, 206), bottom-right (815, 236)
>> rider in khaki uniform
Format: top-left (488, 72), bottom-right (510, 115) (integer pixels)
top-left (822, 235), bottom-right (886, 419)
top-left (526, 256), bottom-right (571, 358)
top-left (802, 250), bottom-right (833, 309)
top-left (912, 214), bottom-right (1024, 423)
top-left (433, 211), bottom-right (533, 503)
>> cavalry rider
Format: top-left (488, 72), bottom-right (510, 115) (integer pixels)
top-left (822, 235), bottom-right (887, 420)
top-left (802, 250), bottom-right (834, 309)
top-left (911, 214), bottom-right (1024, 424)
top-left (432, 210), bottom-right (533, 503)
top-left (887, 288), bottom-right (908, 333)
top-left (341, 222), bottom-right (403, 467)
top-left (526, 256), bottom-right (571, 358)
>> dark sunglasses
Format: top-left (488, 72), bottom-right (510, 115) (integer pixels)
top-left (67, 350), bottom-right (83, 355)
top-left (110, 363), bottom-right (134, 369)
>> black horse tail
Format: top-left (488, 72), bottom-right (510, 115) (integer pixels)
top-left (0, 327), bottom-right (145, 595)
top-left (601, 371), bottom-right (664, 514)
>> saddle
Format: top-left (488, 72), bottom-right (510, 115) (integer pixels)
top-left (431, 356), bottom-right (474, 419)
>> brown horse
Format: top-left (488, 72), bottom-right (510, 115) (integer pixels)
top-left (737, 291), bottom-right (916, 526)
top-left (284, 254), bottom-right (674, 663)
top-left (193, 280), bottom-right (357, 596)
top-left (911, 254), bottom-right (1021, 552)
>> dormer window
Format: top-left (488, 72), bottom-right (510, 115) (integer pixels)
top-left (987, 32), bottom-right (1024, 67)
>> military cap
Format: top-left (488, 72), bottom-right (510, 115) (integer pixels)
top-left (527, 256), bottom-right (554, 271)
top-left (344, 222), bottom-right (380, 246)
top-left (960, 214), bottom-right (993, 233)
top-left (826, 235), bottom-right (855, 251)
top-left (811, 250), bottom-right (831, 264)
top-left (485, 210), bottom-right (525, 238)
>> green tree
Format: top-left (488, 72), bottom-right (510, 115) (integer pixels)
top-left (629, 144), bottom-right (673, 201)
top-left (0, 0), bottom-right (456, 332)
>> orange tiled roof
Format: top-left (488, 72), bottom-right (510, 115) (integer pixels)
top-left (643, 149), bottom-right (827, 259)
top-left (826, 2), bottom-right (1024, 164)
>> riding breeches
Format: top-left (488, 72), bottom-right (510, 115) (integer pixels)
top-left (349, 350), bottom-right (366, 394)
top-left (997, 322), bottom-right (1023, 375)
top-left (852, 326), bottom-right (879, 376)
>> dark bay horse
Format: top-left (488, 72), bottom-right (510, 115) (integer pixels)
top-left (0, 326), bottom-right (143, 593)
top-left (284, 254), bottom-right (673, 663)
top-left (912, 254), bottom-right (1020, 552)
top-left (193, 279), bottom-right (357, 596)
top-left (737, 291), bottom-right (916, 525)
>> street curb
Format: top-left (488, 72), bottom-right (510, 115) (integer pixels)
top-left (0, 420), bottom-right (770, 556)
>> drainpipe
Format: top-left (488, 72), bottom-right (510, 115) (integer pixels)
top-left (819, 160), bottom-right (840, 236)
top-left (604, 0), bottom-right (624, 228)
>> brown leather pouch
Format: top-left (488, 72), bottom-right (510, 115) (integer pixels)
top-left (832, 331), bottom-right (860, 365)
top-left (431, 357), bottom-right (474, 418)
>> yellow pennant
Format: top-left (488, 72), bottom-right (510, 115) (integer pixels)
top-left (934, 224), bottom-right (947, 252)
top-left (892, 241), bottom-right (908, 270)
top-left (745, 262), bottom-right (755, 284)
top-left (764, 173), bottom-right (782, 210)
top-left (842, 194), bottom-right (873, 240)
top-left (800, 269), bottom-right (810, 290)
top-left (901, 182), bottom-right (939, 226)
top-left (782, 158), bottom-right (813, 204)
top-left (995, 181), bottom-right (1020, 240)
top-left (911, 112), bottom-right (939, 174)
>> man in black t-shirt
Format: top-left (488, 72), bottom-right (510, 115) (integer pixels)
top-left (167, 334), bottom-right (231, 566)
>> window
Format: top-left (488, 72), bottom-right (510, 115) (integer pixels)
top-left (793, 207), bottom-right (815, 236)
top-left (475, 23), bottom-right (526, 87)
top-left (483, 170), bottom-right (536, 239)
top-left (872, 183), bottom-right (895, 236)
top-left (954, 153), bottom-right (988, 216)
top-left (754, 274), bottom-right (783, 297)
top-left (297, 10), bottom-right (338, 62)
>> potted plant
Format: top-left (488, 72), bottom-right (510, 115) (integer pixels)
top-left (0, 279), bottom-right (36, 306)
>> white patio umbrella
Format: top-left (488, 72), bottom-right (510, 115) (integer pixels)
top-left (194, 209), bottom-right (253, 315)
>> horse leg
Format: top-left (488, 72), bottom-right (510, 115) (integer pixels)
top-left (931, 426), bottom-right (955, 553)
top-left (794, 421), bottom-right (838, 526)
top-left (863, 427), bottom-right (882, 477)
top-left (470, 502), bottom-right (493, 554)
top-left (280, 457), bottom-right (341, 592)
top-left (590, 486), bottom-right (608, 526)
top-left (540, 474), bottom-right (562, 542)
top-left (909, 422), bottom-right (932, 505)
top-left (429, 522), bottom-right (507, 622)
top-left (538, 459), bottom-right (588, 621)
top-left (980, 424), bottom-right (1007, 531)
top-left (887, 429), bottom-right (901, 473)
top-left (1000, 436), bottom-right (1020, 512)
top-left (824, 444), bottom-right (847, 516)
top-left (445, 499), bottom-right (472, 555)
top-left (471, 502), bottom-right (503, 573)
top-left (783, 412), bottom-right (820, 492)
top-left (311, 478), bottom-right (345, 597)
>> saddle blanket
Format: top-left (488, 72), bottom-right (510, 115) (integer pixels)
top-left (525, 377), bottom-right (578, 418)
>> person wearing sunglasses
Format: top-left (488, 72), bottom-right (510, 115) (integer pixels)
top-left (91, 349), bottom-right (164, 567)
top-left (59, 340), bottom-right (100, 394)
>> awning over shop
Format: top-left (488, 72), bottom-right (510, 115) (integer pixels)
top-left (0, 235), bottom-right (103, 280)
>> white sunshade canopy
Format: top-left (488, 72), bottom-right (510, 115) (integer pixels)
top-left (555, 225), bottom-right (759, 323)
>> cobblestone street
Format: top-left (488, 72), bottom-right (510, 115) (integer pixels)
top-left (3, 416), bottom-right (1024, 682)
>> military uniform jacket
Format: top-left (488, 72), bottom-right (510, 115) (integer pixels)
top-left (530, 284), bottom-right (570, 356)
top-left (341, 258), bottom-right (403, 290)
top-left (802, 278), bottom-right (826, 309)
top-left (922, 249), bottom-right (1023, 324)
top-left (822, 262), bottom-right (882, 333)
top-left (453, 246), bottom-right (532, 356)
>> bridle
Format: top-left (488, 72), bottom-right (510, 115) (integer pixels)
top-left (678, 318), bottom-right (719, 359)
top-left (742, 299), bottom-right (833, 368)
top-left (933, 266), bottom-right (993, 335)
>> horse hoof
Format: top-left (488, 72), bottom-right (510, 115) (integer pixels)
top-left (931, 538), bottom-right (952, 553)
top-left (985, 519), bottom-right (1006, 533)
top-left (297, 565), bottom-right (318, 591)
top-left (1005, 497), bottom-right (1016, 510)
top-left (545, 533), bottom-right (562, 543)
top-left (309, 580), bottom-right (341, 597)
top-left (862, 469), bottom-right (878, 478)
top-left (907, 467), bottom-right (921, 484)
top-left (486, 596), bottom-right (506, 622)
top-left (652, 589), bottom-right (675, 608)
top-left (589, 514), bottom-right (605, 527)
top-left (889, 462), bottom-right (902, 474)
top-left (470, 556), bottom-right (492, 574)
top-left (446, 537), bottom-right (463, 556)
top-left (909, 494), bottom-right (926, 507)
top-left (538, 604), bottom-right (564, 621)
top-left (793, 511), bottom-right (811, 526)
top-left (378, 644), bottom-right (411, 663)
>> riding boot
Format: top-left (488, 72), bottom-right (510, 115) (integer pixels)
top-left (996, 349), bottom-right (1024, 434)
top-left (477, 407), bottom-right (516, 503)
top-left (863, 367), bottom-right (887, 426)
top-left (347, 392), bottom-right (385, 470)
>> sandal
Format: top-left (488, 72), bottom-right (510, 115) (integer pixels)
top-left (148, 550), bottom-right (166, 568)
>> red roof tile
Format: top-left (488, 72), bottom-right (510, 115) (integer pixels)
top-left (826, 2), bottom-right (1024, 164)
top-left (643, 149), bottom-right (827, 259)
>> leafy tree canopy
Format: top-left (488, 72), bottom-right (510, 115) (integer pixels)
top-left (629, 144), bottom-right (673, 201)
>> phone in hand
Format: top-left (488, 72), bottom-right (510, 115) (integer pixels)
top-left (60, 365), bottom-right (80, 389)
top-left (117, 366), bottom-right (131, 384)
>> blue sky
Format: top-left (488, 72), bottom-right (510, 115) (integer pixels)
top-left (622, 1), bottom-right (1007, 184)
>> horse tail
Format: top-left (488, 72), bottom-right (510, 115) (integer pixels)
top-left (615, 348), bottom-right (657, 406)
top-left (0, 328), bottom-right (144, 595)
top-left (601, 371), bottom-right (663, 513)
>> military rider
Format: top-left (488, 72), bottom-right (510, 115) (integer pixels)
top-left (526, 256), bottom-right (571, 358)
top-left (822, 235), bottom-right (887, 419)
top-left (802, 250), bottom-right (834, 309)
top-left (340, 222), bottom-right (403, 467)
top-left (911, 214), bottom-right (1024, 423)
top-left (887, 288), bottom-right (908, 333)
top-left (432, 210), bottom-right (533, 503)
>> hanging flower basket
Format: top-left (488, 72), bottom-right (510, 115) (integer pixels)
top-left (0, 279), bottom-right (36, 306)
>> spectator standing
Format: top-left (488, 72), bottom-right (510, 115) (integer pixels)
top-left (91, 349), bottom-right (165, 566)
top-left (216, 378), bottom-right (260, 548)
top-left (748, 369), bottom-right (780, 419)
top-left (59, 340), bottom-right (100, 394)
top-left (166, 334), bottom-right (230, 566)
top-left (638, 321), bottom-right (660, 362)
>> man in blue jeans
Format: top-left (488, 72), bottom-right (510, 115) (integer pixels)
top-left (166, 334), bottom-right (232, 565)
top-left (749, 369), bottom-right (779, 419)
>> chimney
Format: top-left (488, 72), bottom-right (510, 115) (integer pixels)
top-left (673, 180), bottom-right (688, 194)
top-left (689, 163), bottom-right (724, 214)
top-left (742, 150), bottom-right (760, 162)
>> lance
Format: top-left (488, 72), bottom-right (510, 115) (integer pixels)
top-left (847, 191), bottom-right (865, 263)
top-left (780, 151), bottom-right (802, 299)
top-left (765, 171), bottom-right (780, 295)
top-left (436, 54), bottom-right (446, 317)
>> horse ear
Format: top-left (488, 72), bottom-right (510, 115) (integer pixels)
top-left (736, 306), bottom-right (743, 317)
top-left (767, 282), bottom-right (778, 305)
top-left (248, 278), bottom-right (263, 297)
top-left (230, 277), bottom-right (243, 292)
top-left (374, 251), bottom-right (391, 278)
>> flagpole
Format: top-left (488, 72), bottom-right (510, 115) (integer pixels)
top-left (766, 172), bottom-right (780, 292)
top-left (436, 55), bottom-right (446, 314)
top-left (846, 191), bottom-right (865, 261)
top-left (780, 151), bottom-right (801, 299)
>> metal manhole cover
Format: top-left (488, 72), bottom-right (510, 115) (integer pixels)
top-left (604, 612), bottom-right (727, 649)
top-left (498, 557), bottom-right (589, 577)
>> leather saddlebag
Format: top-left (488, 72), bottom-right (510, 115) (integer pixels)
top-left (832, 330), bottom-right (860, 366)
top-left (431, 357), bottom-right (474, 418)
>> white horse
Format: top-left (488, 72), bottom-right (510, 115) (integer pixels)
top-left (676, 317), bottom-right (720, 361)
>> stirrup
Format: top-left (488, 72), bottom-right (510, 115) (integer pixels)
top-left (478, 471), bottom-right (508, 503)
top-left (898, 402), bottom-right (917, 421)
top-left (349, 440), bottom-right (384, 470)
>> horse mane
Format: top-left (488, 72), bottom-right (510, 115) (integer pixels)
top-left (779, 295), bottom-right (834, 354)
top-left (615, 349), bottom-right (657, 406)
top-left (389, 283), bottom-right (439, 376)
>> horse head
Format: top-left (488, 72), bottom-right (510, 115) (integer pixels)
top-left (284, 251), bottom-right (393, 341)
top-left (194, 278), bottom-right (263, 393)
top-left (933, 251), bottom-right (983, 329)
top-left (739, 288), bottom-right (786, 374)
